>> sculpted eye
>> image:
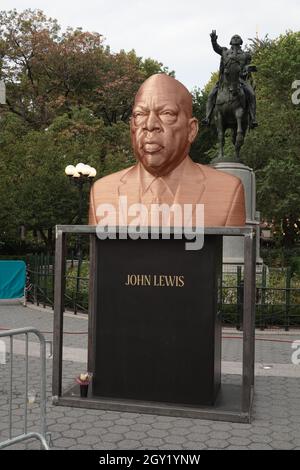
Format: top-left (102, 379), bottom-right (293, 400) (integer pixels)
top-left (133, 111), bottom-right (146, 118)
top-left (161, 110), bottom-right (175, 116)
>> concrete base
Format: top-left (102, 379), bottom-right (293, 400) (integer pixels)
top-left (212, 162), bottom-right (262, 265)
top-left (55, 382), bottom-right (253, 424)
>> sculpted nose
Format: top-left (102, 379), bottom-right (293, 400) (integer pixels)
top-left (143, 111), bottom-right (161, 132)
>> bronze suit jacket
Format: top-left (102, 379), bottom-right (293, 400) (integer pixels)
top-left (89, 156), bottom-right (246, 227)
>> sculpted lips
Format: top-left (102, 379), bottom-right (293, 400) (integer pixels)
top-left (142, 143), bottom-right (163, 153)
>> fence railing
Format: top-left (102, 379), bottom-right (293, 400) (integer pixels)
top-left (222, 265), bottom-right (300, 330)
top-left (27, 252), bottom-right (88, 314)
top-left (0, 327), bottom-right (50, 450)
top-left (27, 253), bottom-right (300, 329)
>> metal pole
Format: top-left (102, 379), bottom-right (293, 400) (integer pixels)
top-left (75, 178), bottom-right (84, 260)
top-left (242, 230), bottom-right (256, 415)
top-left (52, 228), bottom-right (66, 399)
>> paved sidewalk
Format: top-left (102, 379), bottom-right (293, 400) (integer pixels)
top-left (0, 303), bottom-right (300, 450)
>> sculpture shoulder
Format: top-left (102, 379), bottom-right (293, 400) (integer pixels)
top-left (196, 163), bottom-right (242, 191)
top-left (91, 165), bottom-right (135, 192)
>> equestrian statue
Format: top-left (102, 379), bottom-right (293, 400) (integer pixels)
top-left (202, 30), bottom-right (258, 161)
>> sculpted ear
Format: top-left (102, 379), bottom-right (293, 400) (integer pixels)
top-left (188, 118), bottom-right (199, 144)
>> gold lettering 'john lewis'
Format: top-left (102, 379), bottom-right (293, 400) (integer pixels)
top-left (125, 274), bottom-right (151, 286)
top-left (125, 274), bottom-right (184, 287)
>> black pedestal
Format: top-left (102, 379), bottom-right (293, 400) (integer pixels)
top-left (92, 234), bottom-right (222, 407)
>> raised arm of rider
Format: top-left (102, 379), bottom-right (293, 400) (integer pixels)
top-left (210, 34), bottom-right (226, 55)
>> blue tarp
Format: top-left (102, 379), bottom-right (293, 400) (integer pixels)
top-left (0, 261), bottom-right (26, 299)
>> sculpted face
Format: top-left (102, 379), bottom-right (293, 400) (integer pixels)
top-left (130, 74), bottom-right (198, 176)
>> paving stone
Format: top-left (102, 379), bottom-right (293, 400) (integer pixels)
top-left (107, 425), bottom-right (130, 434)
top-left (208, 431), bottom-right (230, 440)
top-left (249, 434), bottom-right (273, 444)
top-left (290, 416), bottom-right (300, 423)
top-left (226, 445), bottom-right (250, 450)
top-left (187, 432), bottom-right (211, 443)
top-left (141, 438), bottom-right (164, 447)
top-left (271, 441), bottom-right (295, 450)
top-left (250, 426), bottom-right (272, 435)
top-left (100, 412), bottom-right (121, 420)
top-left (118, 439), bottom-right (140, 449)
top-left (205, 439), bottom-right (229, 449)
top-left (271, 425), bottom-right (293, 434)
top-left (77, 414), bottom-right (99, 423)
top-left (271, 432), bottom-right (293, 442)
top-left (160, 444), bottom-right (183, 450)
top-left (169, 427), bottom-right (191, 436)
top-left (131, 423), bottom-right (152, 432)
top-left (63, 429), bottom-right (85, 439)
top-left (70, 422), bottom-right (96, 431)
top-left (124, 431), bottom-right (147, 440)
top-left (120, 412), bottom-right (140, 419)
top-left (156, 416), bottom-right (177, 423)
top-left (211, 423), bottom-right (233, 432)
top-left (230, 423), bottom-right (252, 430)
top-left (233, 428), bottom-right (259, 438)
top-left (101, 433), bottom-right (123, 443)
top-left (93, 420), bottom-right (114, 428)
top-left (228, 437), bottom-right (252, 446)
top-left (92, 443), bottom-right (118, 450)
top-left (151, 421), bottom-right (174, 430)
top-left (135, 416), bottom-right (157, 424)
top-left (68, 445), bottom-right (96, 450)
top-left (164, 435), bottom-right (187, 445)
top-left (48, 423), bottom-right (71, 432)
top-left (182, 442), bottom-right (207, 450)
top-left (169, 419), bottom-right (193, 428)
top-left (147, 429), bottom-right (169, 439)
top-left (78, 435), bottom-right (103, 446)
top-left (52, 437), bottom-right (77, 448)
top-left (188, 425), bottom-right (211, 434)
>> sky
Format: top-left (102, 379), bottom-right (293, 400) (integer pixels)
top-left (1, 0), bottom-right (299, 90)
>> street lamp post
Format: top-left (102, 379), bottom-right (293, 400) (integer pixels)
top-left (65, 163), bottom-right (97, 315)
top-left (65, 163), bottom-right (97, 256)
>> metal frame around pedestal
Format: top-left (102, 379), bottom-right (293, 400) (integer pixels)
top-left (52, 225), bottom-right (256, 423)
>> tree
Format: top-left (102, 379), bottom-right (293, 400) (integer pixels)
top-left (241, 32), bottom-right (300, 246)
top-left (0, 9), bottom-right (172, 129)
top-left (190, 86), bottom-right (217, 164)
top-left (199, 32), bottom-right (300, 247)
top-left (0, 9), bottom-right (172, 253)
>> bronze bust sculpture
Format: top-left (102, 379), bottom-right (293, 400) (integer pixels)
top-left (89, 74), bottom-right (246, 227)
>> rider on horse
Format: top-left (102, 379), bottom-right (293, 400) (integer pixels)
top-left (202, 31), bottom-right (258, 129)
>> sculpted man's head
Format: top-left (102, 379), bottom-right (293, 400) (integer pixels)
top-left (130, 74), bottom-right (199, 177)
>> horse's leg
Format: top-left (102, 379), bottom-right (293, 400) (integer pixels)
top-left (235, 108), bottom-right (244, 160)
top-left (231, 128), bottom-right (237, 147)
top-left (217, 111), bottom-right (225, 159)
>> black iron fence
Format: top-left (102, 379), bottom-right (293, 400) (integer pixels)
top-left (222, 265), bottom-right (300, 330)
top-left (27, 252), bottom-right (89, 314)
top-left (27, 254), bottom-right (300, 329)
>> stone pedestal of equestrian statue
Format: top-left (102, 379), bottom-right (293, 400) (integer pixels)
top-left (212, 162), bottom-right (262, 266)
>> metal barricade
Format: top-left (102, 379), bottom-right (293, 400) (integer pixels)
top-left (0, 327), bottom-right (50, 450)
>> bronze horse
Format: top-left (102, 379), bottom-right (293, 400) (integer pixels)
top-left (214, 57), bottom-right (253, 161)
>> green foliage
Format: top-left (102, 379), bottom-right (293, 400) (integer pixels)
top-left (240, 32), bottom-right (300, 246)
top-left (190, 87), bottom-right (217, 164)
top-left (0, 9), bottom-right (171, 253)
top-left (202, 31), bottom-right (300, 247)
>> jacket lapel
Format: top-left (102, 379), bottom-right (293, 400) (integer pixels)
top-left (173, 157), bottom-right (206, 227)
top-left (117, 165), bottom-right (141, 224)
top-left (174, 156), bottom-right (206, 205)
